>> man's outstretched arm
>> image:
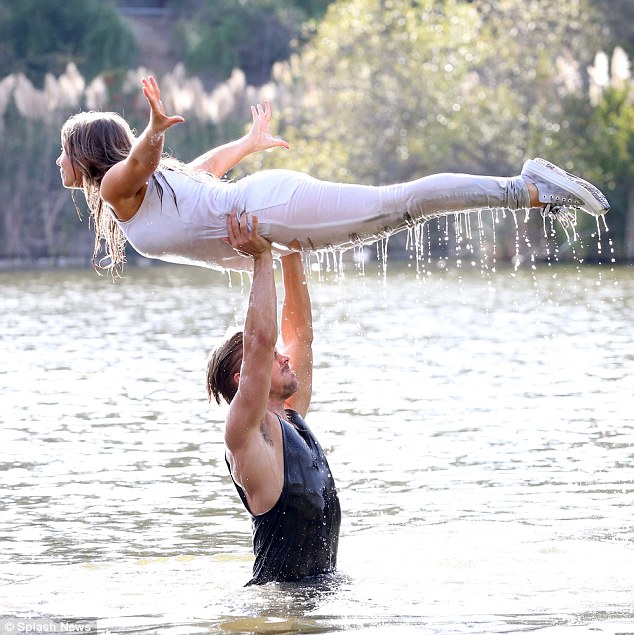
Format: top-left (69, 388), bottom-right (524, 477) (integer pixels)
top-left (224, 213), bottom-right (276, 452)
top-left (280, 252), bottom-right (313, 418)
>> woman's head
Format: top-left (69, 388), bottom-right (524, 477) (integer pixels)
top-left (59, 110), bottom-right (195, 277)
top-left (60, 111), bottom-right (135, 187)
top-left (60, 111), bottom-right (135, 276)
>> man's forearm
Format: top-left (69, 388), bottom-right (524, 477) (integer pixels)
top-left (246, 250), bottom-right (277, 347)
top-left (281, 253), bottom-right (312, 345)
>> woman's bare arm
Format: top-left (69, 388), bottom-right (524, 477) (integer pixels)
top-left (100, 76), bottom-right (184, 220)
top-left (188, 101), bottom-right (289, 178)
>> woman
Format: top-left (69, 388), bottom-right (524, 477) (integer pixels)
top-left (58, 76), bottom-right (609, 275)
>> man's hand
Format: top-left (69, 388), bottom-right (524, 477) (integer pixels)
top-left (226, 210), bottom-right (271, 258)
top-left (247, 101), bottom-right (289, 152)
top-left (141, 76), bottom-right (185, 137)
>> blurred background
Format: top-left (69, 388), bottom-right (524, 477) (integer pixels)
top-left (1, 0), bottom-right (634, 269)
top-left (2, 5), bottom-right (633, 632)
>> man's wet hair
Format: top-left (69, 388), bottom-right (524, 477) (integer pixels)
top-left (206, 329), bottom-right (244, 405)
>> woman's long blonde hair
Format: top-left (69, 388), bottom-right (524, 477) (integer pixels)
top-left (61, 111), bottom-right (133, 275)
top-left (61, 111), bottom-right (192, 276)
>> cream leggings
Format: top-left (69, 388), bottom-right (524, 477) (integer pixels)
top-left (241, 170), bottom-right (532, 251)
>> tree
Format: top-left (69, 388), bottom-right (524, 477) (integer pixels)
top-left (247, 0), bottom-right (602, 177)
top-left (589, 0), bottom-right (634, 60)
top-left (170, 0), bottom-right (332, 86)
top-left (0, 0), bottom-right (138, 85)
top-left (235, 0), bottom-right (606, 262)
top-left (560, 48), bottom-right (634, 259)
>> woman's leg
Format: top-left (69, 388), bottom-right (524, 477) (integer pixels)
top-left (252, 171), bottom-right (531, 251)
top-left (248, 162), bottom-right (609, 251)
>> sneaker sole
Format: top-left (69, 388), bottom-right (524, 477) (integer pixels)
top-left (523, 158), bottom-right (610, 216)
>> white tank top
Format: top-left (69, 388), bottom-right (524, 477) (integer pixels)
top-left (114, 169), bottom-right (300, 271)
top-left (114, 170), bottom-right (252, 270)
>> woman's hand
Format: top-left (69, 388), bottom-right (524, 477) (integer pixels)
top-left (247, 101), bottom-right (289, 152)
top-left (142, 76), bottom-right (185, 136)
top-left (225, 210), bottom-right (271, 259)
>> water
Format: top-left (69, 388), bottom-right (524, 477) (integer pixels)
top-left (1, 261), bottom-right (633, 634)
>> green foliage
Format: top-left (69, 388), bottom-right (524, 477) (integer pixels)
top-left (0, 0), bottom-right (138, 86)
top-left (251, 0), bottom-right (603, 180)
top-left (557, 85), bottom-right (634, 253)
top-left (0, 63), bottom-right (251, 264)
top-left (289, 0), bottom-right (331, 19)
top-left (590, 87), bottom-right (634, 178)
top-left (589, 0), bottom-right (634, 60)
top-left (0, 108), bottom-right (89, 260)
top-left (172, 0), bottom-right (331, 86)
top-left (0, 0), bottom-right (631, 263)
top-left (238, 0), bottom-right (614, 261)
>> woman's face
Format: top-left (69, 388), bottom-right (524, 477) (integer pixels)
top-left (56, 146), bottom-right (82, 189)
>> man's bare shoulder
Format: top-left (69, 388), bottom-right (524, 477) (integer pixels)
top-left (225, 407), bottom-right (281, 453)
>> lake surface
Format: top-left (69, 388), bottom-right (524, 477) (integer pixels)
top-left (1, 259), bottom-right (633, 634)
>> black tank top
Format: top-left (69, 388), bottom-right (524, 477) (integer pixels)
top-left (227, 409), bottom-right (341, 585)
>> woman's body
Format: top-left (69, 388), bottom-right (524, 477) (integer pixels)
top-left (58, 76), bottom-right (609, 274)
top-left (117, 166), bottom-right (532, 271)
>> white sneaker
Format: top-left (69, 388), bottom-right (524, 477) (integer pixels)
top-left (521, 158), bottom-right (610, 216)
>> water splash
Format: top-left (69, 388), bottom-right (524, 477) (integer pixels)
top-left (303, 206), bottom-right (611, 292)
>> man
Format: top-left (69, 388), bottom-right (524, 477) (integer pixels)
top-left (206, 211), bottom-right (341, 585)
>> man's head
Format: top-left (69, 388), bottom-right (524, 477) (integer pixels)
top-left (206, 329), bottom-right (300, 406)
top-left (207, 330), bottom-right (244, 405)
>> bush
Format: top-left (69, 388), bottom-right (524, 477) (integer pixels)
top-left (0, 0), bottom-right (138, 86)
top-left (172, 0), bottom-right (330, 86)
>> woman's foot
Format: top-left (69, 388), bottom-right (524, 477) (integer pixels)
top-left (521, 158), bottom-right (610, 216)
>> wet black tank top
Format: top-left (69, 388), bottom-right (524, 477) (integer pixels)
top-left (227, 409), bottom-right (341, 585)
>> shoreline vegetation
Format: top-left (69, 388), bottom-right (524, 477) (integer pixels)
top-left (2, 1), bottom-right (634, 268)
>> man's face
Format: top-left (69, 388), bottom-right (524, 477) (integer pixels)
top-left (269, 349), bottom-right (299, 400)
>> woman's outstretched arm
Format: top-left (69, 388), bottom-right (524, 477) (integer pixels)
top-left (187, 100), bottom-right (289, 178)
top-left (100, 76), bottom-right (184, 220)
